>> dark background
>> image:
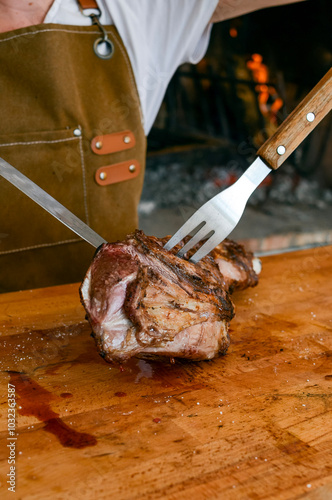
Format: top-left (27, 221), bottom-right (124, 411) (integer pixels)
top-left (147, 0), bottom-right (332, 184)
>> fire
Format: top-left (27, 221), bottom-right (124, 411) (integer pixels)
top-left (247, 53), bottom-right (283, 124)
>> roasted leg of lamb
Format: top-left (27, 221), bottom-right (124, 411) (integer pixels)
top-left (80, 230), bottom-right (261, 363)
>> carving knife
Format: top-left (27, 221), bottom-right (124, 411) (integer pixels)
top-left (0, 157), bottom-right (107, 248)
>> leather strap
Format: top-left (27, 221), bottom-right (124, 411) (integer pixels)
top-left (76, 0), bottom-right (99, 9)
top-left (91, 130), bottom-right (136, 155)
top-left (95, 160), bottom-right (140, 186)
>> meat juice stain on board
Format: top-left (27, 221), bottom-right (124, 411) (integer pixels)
top-left (118, 358), bottom-right (179, 387)
top-left (116, 358), bottom-right (206, 390)
top-left (42, 335), bottom-right (107, 377)
top-left (8, 372), bottom-right (97, 449)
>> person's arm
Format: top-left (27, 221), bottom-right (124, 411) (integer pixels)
top-left (211, 0), bottom-right (307, 23)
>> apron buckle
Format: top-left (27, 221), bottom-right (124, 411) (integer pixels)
top-left (79, 4), bottom-right (114, 60)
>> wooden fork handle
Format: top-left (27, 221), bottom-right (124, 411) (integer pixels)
top-left (257, 67), bottom-right (332, 170)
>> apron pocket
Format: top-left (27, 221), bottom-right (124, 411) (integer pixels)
top-left (0, 126), bottom-right (89, 254)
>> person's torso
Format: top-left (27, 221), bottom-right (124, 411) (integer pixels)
top-left (0, 19), bottom-right (146, 291)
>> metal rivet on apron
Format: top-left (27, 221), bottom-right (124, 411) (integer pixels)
top-left (128, 164), bottom-right (136, 173)
top-left (99, 171), bottom-right (107, 180)
top-left (73, 128), bottom-right (82, 137)
top-left (123, 135), bottom-right (131, 144)
top-left (95, 141), bottom-right (103, 149)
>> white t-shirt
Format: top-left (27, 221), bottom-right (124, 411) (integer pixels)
top-left (44, 0), bottom-right (218, 134)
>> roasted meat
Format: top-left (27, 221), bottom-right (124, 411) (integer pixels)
top-left (210, 239), bottom-right (261, 293)
top-left (80, 230), bottom-right (260, 363)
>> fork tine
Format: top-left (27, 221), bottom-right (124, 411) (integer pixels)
top-left (189, 233), bottom-right (223, 263)
top-left (177, 224), bottom-right (212, 258)
top-left (163, 215), bottom-right (204, 251)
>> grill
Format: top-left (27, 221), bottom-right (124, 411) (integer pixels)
top-left (140, 0), bottom-right (332, 254)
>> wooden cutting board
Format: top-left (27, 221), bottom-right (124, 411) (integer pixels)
top-left (0, 245), bottom-right (332, 499)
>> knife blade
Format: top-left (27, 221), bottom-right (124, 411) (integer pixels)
top-left (0, 157), bottom-right (107, 248)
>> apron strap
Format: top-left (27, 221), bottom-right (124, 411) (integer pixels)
top-left (76, 0), bottom-right (99, 9)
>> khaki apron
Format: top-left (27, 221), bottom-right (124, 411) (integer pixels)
top-left (0, 21), bottom-right (146, 292)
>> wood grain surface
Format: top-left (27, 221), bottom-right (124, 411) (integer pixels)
top-left (0, 245), bottom-right (332, 499)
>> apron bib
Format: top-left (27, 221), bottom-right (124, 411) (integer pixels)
top-left (0, 22), bottom-right (146, 292)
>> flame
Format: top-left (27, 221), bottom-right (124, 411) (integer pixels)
top-left (247, 53), bottom-right (283, 124)
top-left (196, 58), bottom-right (210, 90)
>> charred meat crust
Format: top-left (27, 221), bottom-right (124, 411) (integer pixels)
top-left (122, 232), bottom-right (234, 347)
top-left (124, 264), bottom-right (234, 347)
